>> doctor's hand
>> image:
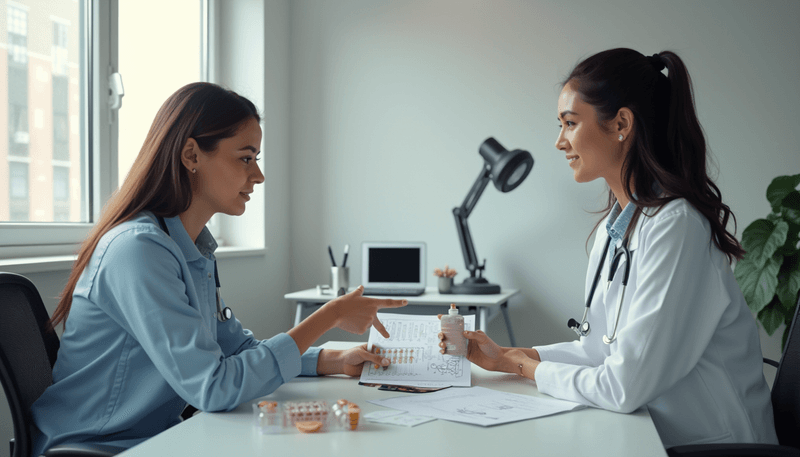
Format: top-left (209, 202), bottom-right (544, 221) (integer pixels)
top-left (317, 344), bottom-right (391, 377)
top-left (461, 330), bottom-right (507, 372)
top-left (322, 285), bottom-right (407, 337)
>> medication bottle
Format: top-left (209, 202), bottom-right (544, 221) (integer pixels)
top-left (254, 401), bottom-right (281, 434)
top-left (440, 304), bottom-right (467, 356)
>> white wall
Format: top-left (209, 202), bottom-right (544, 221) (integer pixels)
top-left (287, 0), bottom-right (800, 359)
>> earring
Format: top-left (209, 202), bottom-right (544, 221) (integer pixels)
top-left (618, 134), bottom-right (624, 141)
top-left (191, 168), bottom-right (196, 174)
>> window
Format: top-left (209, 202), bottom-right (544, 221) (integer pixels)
top-left (8, 160), bottom-right (29, 221)
top-left (2, 0), bottom-right (85, 229)
top-left (53, 166), bottom-right (70, 222)
top-left (118, 0), bottom-right (202, 181)
top-left (1, 0), bottom-right (95, 256)
top-left (1, 0), bottom-right (260, 264)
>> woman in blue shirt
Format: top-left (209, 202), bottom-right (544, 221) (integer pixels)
top-left (31, 82), bottom-right (405, 454)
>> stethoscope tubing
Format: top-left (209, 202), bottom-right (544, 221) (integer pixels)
top-left (569, 235), bottom-right (632, 344)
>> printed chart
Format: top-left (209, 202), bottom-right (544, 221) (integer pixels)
top-left (360, 313), bottom-right (474, 388)
top-left (370, 386), bottom-right (585, 427)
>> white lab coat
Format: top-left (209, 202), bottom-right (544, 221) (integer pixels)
top-left (534, 199), bottom-right (778, 447)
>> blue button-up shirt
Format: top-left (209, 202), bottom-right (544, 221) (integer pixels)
top-left (605, 200), bottom-right (636, 252)
top-left (31, 213), bottom-right (321, 453)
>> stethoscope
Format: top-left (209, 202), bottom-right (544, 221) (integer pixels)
top-left (157, 216), bottom-right (233, 322)
top-left (567, 235), bottom-right (632, 344)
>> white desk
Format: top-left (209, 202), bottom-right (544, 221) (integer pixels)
top-left (286, 286), bottom-right (520, 346)
top-left (119, 342), bottom-right (667, 457)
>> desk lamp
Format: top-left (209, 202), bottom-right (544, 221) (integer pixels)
top-left (451, 137), bottom-right (533, 294)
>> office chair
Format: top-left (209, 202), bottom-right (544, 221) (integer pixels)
top-left (0, 272), bottom-right (123, 457)
top-left (666, 292), bottom-right (800, 457)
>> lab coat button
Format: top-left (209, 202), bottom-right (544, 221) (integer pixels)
top-left (208, 272), bottom-right (212, 279)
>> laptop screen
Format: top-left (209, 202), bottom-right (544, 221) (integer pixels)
top-left (368, 247), bottom-right (421, 283)
top-left (361, 241), bottom-right (427, 290)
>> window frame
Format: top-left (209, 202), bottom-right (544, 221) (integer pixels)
top-left (0, 0), bottom-right (116, 261)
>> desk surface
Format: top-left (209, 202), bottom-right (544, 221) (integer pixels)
top-left (286, 286), bottom-right (519, 307)
top-left (120, 342), bottom-right (666, 457)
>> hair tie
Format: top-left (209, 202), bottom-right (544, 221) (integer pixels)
top-left (648, 53), bottom-right (666, 72)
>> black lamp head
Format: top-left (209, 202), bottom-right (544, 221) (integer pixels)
top-left (479, 137), bottom-right (534, 193)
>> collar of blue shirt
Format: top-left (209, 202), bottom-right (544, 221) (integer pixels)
top-left (153, 213), bottom-right (218, 262)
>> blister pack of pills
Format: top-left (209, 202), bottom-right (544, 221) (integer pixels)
top-left (253, 399), bottom-right (361, 434)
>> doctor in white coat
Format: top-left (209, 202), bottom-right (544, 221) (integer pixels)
top-left (440, 48), bottom-right (779, 448)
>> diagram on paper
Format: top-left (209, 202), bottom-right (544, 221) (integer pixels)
top-left (360, 313), bottom-right (474, 388)
top-left (370, 386), bottom-right (586, 427)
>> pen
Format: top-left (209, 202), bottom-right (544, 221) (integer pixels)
top-left (328, 245), bottom-right (337, 267)
top-left (342, 244), bottom-right (350, 268)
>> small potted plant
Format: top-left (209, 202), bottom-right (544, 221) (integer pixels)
top-left (434, 265), bottom-right (457, 294)
top-left (734, 173), bottom-right (800, 350)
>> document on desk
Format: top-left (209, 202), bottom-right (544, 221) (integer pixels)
top-left (360, 313), bottom-right (475, 388)
top-left (369, 386), bottom-right (585, 427)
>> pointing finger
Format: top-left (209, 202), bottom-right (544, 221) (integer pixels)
top-left (350, 285), bottom-right (365, 297)
top-left (377, 298), bottom-right (408, 309)
top-left (373, 316), bottom-right (390, 339)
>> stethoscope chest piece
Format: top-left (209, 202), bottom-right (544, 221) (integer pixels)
top-left (567, 315), bottom-right (590, 337)
top-left (215, 287), bottom-right (233, 322)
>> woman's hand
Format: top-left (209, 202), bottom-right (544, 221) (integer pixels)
top-left (462, 330), bottom-right (507, 371)
top-left (317, 344), bottom-right (390, 377)
top-left (321, 285), bottom-right (407, 337)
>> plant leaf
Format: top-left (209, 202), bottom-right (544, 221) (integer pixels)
top-left (757, 299), bottom-right (784, 336)
top-left (776, 264), bottom-right (800, 311)
top-left (735, 255), bottom-right (781, 313)
top-left (783, 190), bottom-right (800, 210)
top-left (741, 219), bottom-right (788, 267)
top-left (782, 208), bottom-right (800, 227)
top-left (767, 174), bottom-right (800, 212)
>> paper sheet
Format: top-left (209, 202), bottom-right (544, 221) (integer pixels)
top-left (360, 313), bottom-right (475, 388)
top-left (369, 386), bottom-right (585, 427)
top-left (363, 410), bottom-right (436, 427)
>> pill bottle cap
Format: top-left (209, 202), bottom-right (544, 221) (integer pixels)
top-left (448, 304), bottom-right (459, 315)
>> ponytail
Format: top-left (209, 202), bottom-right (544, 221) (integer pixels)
top-left (565, 48), bottom-right (744, 262)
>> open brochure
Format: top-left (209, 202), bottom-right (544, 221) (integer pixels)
top-left (360, 313), bottom-right (475, 388)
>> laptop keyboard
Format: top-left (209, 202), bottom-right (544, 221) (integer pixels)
top-left (362, 287), bottom-right (425, 296)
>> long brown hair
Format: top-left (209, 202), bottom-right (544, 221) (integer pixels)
top-left (565, 48), bottom-right (744, 262)
top-left (50, 82), bottom-right (260, 330)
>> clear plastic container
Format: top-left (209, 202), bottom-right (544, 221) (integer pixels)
top-left (253, 399), bottom-right (361, 434)
top-left (440, 304), bottom-right (467, 356)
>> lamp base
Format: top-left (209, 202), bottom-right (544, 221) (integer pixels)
top-left (451, 277), bottom-right (501, 295)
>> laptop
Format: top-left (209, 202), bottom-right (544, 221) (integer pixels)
top-left (361, 241), bottom-right (427, 296)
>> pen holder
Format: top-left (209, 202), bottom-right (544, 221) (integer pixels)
top-left (438, 276), bottom-right (454, 294)
top-left (331, 267), bottom-right (349, 297)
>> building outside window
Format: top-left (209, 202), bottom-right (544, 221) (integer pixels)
top-left (2, 1), bottom-right (80, 223)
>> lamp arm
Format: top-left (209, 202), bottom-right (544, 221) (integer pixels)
top-left (453, 165), bottom-right (492, 278)
top-left (459, 164), bottom-right (492, 218)
top-left (453, 208), bottom-right (480, 278)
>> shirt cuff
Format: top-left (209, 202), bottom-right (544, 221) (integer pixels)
top-left (264, 333), bottom-right (302, 382)
top-left (300, 347), bottom-right (322, 376)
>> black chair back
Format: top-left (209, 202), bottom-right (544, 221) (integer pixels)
top-left (0, 272), bottom-right (60, 457)
top-left (771, 292), bottom-right (800, 448)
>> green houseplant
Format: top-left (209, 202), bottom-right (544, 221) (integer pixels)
top-left (734, 173), bottom-right (800, 350)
